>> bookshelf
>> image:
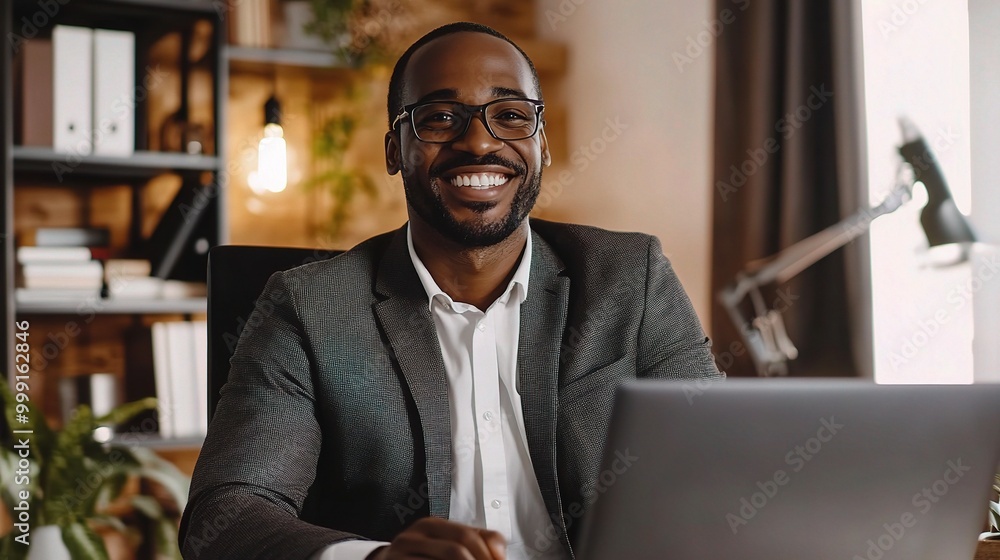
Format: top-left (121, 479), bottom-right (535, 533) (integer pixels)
top-left (0, 0), bottom-right (226, 446)
top-left (12, 146), bottom-right (221, 177)
top-left (226, 45), bottom-right (352, 72)
top-left (16, 297), bottom-right (207, 315)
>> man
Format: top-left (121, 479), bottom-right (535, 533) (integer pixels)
top-left (180, 22), bottom-right (721, 560)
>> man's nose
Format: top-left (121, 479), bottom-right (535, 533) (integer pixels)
top-left (450, 113), bottom-right (504, 154)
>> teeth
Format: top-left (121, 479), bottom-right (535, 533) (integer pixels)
top-left (449, 173), bottom-right (510, 189)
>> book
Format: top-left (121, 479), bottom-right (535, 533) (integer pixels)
top-left (161, 280), bottom-right (207, 299)
top-left (104, 259), bottom-right (152, 282)
top-left (146, 182), bottom-right (213, 280)
top-left (151, 322), bottom-right (174, 438)
top-left (93, 29), bottom-right (135, 156)
top-left (167, 321), bottom-right (199, 438)
top-left (17, 38), bottom-right (54, 147)
top-left (192, 320), bottom-right (209, 435)
top-left (22, 261), bottom-right (103, 278)
top-left (53, 25), bottom-right (93, 154)
top-left (15, 288), bottom-right (102, 302)
top-left (22, 277), bottom-right (103, 290)
top-left (107, 277), bottom-right (164, 300)
top-left (16, 246), bottom-right (92, 264)
top-left (22, 227), bottom-right (111, 247)
top-left (21, 261), bottom-right (104, 290)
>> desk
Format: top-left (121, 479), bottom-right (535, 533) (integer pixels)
top-left (978, 540), bottom-right (1000, 560)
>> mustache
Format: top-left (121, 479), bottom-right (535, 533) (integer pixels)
top-left (429, 154), bottom-right (527, 177)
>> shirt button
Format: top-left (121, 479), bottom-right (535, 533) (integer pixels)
top-left (477, 322), bottom-right (485, 331)
top-left (491, 499), bottom-right (502, 509)
top-left (483, 411), bottom-right (494, 422)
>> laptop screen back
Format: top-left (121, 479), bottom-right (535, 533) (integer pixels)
top-left (575, 380), bottom-right (1000, 560)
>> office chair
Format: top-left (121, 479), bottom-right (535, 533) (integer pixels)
top-left (207, 245), bottom-right (341, 421)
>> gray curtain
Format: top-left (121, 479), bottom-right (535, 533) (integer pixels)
top-left (710, 0), bottom-right (872, 377)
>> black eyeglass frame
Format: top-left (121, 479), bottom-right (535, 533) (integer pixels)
top-left (391, 98), bottom-right (546, 143)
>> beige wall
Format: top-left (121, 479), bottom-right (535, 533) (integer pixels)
top-left (535, 0), bottom-right (716, 326)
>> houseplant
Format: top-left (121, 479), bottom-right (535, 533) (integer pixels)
top-left (304, 0), bottom-right (409, 65)
top-left (0, 379), bottom-right (189, 559)
top-left (303, 101), bottom-right (379, 240)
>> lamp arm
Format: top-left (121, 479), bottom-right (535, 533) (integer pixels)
top-left (720, 181), bottom-right (911, 307)
top-left (718, 181), bottom-right (911, 376)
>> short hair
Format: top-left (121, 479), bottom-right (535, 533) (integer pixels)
top-left (387, 22), bottom-right (543, 129)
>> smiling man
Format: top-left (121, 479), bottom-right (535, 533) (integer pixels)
top-left (180, 22), bottom-right (721, 560)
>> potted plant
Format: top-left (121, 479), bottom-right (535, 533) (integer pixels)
top-left (0, 379), bottom-right (189, 560)
top-left (304, 102), bottom-right (379, 240)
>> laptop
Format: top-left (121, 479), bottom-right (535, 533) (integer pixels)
top-left (575, 379), bottom-right (1000, 560)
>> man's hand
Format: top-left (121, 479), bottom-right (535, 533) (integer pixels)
top-left (370, 518), bottom-right (506, 560)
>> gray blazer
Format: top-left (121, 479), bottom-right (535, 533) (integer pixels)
top-left (180, 219), bottom-right (722, 559)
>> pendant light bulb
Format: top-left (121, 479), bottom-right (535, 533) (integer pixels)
top-left (257, 96), bottom-right (287, 193)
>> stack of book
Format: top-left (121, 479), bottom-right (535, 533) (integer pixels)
top-left (105, 258), bottom-right (157, 299)
top-left (106, 258), bottom-right (208, 300)
top-left (16, 228), bottom-right (108, 303)
top-left (152, 320), bottom-right (209, 439)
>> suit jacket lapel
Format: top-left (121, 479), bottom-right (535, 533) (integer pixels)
top-left (518, 229), bottom-right (570, 539)
top-left (373, 226), bottom-right (452, 519)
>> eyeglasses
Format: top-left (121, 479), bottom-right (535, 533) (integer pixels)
top-left (392, 98), bottom-right (545, 143)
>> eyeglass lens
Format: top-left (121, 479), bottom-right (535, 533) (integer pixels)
top-left (410, 100), bottom-right (539, 142)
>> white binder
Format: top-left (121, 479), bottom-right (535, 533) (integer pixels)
top-left (93, 29), bottom-right (135, 156)
top-left (52, 25), bottom-right (93, 155)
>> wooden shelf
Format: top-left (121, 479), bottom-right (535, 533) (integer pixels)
top-left (226, 41), bottom-right (566, 75)
top-left (13, 147), bottom-right (220, 180)
top-left (226, 45), bottom-right (352, 72)
top-left (16, 297), bottom-right (207, 315)
top-left (13, 0), bottom-right (218, 15)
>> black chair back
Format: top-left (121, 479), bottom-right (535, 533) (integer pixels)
top-left (207, 245), bottom-right (340, 420)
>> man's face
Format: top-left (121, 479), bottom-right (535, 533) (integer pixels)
top-left (385, 32), bottom-right (551, 248)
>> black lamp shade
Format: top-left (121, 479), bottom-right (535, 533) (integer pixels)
top-left (898, 137), bottom-right (977, 247)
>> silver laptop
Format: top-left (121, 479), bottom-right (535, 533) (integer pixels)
top-left (575, 380), bottom-right (1000, 560)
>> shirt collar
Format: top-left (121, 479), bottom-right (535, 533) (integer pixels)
top-left (406, 221), bottom-right (532, 311)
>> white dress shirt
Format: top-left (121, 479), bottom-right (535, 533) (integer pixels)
top-left (316, 224), bottom-right (567, 560)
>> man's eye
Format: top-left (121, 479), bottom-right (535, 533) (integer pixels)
top-left (497, 111), bottom-right (528, 121)
top-left (418, 112), bottom-right (457, 128)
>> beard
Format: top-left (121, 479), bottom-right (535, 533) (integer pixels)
top-left (401, 153), bottom-right (541, 248)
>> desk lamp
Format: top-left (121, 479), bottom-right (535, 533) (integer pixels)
top-left (718, 118), bottom-right (978, 376)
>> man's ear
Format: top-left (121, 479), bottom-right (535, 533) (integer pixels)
top-left (539, 124), bottom-right (552, 168)
top-left (385, 131), bottom-right (401, 175)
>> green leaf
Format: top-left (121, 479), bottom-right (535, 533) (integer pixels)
top-left (990, 500), bottom-right (1000, 532)
top-left (129, 494), bottom-right (164, 519)
top-left (129, 447), bottom-right (190, 510)
top-left (95, 398), bottom-right (158, 428)
top-left (152, 515), bottom-right (182, 560)
top-left (90, 514), bottom-right (128, 535)
top-left (61, 522), bottom-right (110, 560)
top-left (1, 532), bottom-right (30, 560)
